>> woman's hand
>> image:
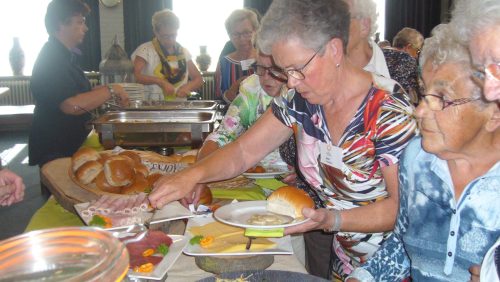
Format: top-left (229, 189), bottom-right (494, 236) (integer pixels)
top-left (110, 84), bottom-right (130, 107)
top-left (160, 81), bottom-right (176, 97)
top-left (284, 207), bottom-right (334, 235)
top-left (469, 264), bottom-right (481, 282)
top-left (176, 85), bottom-right (191, 98)
top-left (179, 183), bottom-right (205, 208)
top-left (0, 169), bottom-right (25, 206)
top-left (149, 168), bottom-right (199, 209)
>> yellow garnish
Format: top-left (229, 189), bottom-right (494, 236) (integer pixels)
top-left (199, 235), bottom-right (214, 248)
top-left (142, 248), bottom-right (155, 257)
top-left (133, 262), bottom-right (154, 273)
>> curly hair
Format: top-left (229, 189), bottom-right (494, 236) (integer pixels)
top-left (257, 0), bottom-right (350, 54)
top-left (450, 0), bottom-right (500, 45)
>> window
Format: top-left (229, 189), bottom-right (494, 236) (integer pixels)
top-left (0, 0), bottom-right (51, 76)
top-left (173, 0), bottom-right (243, 72)
top-left (375, 0), bottom-right (386, 41)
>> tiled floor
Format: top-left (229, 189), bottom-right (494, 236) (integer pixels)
top-left (0, 131), bottom-right (47, 240)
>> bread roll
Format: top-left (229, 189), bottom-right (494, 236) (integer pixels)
top-left (107, 154), bottom-right (135, 167)
top-left (95, 171), bottom-right (122, 194)
top-left (121, 174), bottom-right (148, 194)
top-left (198, 186), bottom-right (213, 205)
top-left (180, 155), bottom-right (196, 164)
top-left (72, 147), bottom-right (100, 172)
top-left (119, 150), bottom-right (142, 165)
top-left (267, 186), bottom-right (314, 219)
top-left (170, 154), bottom-right (183, 162)
top-left (146, 173), bottom-right (163, 187)
top-left (75, 160), bottom-right (103, 184)
top-left (104, 159), bottom-right (135, 186)
top-left (134, 163), bottom-right (149, 178)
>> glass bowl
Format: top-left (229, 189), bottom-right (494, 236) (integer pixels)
top-left (0, 227), bottom-right (129, 282)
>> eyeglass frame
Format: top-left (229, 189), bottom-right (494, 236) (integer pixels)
top-left (268, 47), bottom-right (323, 82)
top-left (420, 93), bottom-right (480, 111)
top-left (230, 30), bottom-right (254, 39)
top-left (471, 62), bottom-right (500, 87)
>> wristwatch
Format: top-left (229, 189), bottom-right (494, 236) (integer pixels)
top-left (323, 209), bottom-right (342, 233)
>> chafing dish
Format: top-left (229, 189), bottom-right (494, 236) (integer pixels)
top-left (92, 110), bottom-right (217, 148)
top-left (113, 100), bottom-right (220, 111)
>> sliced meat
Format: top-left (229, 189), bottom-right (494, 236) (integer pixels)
top-left (120, 230), bottom-right (173, 268)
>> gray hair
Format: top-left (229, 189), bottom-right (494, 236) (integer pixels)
top-left (450, 0), bottom-right (500, 45)
top-left (224, 9), bottom-right (259, 36)
top-left (348, 0), bottom-right (379, 38)
top-left (420, 24), bottom-right (483, 102)
top-left (257, 0), bottom-right (350, 54)
top-left (392, 27), bottom-right (424, 49)
top-left (152, 9), bottom-right (179, 32)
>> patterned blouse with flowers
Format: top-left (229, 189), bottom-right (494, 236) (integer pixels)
top-left (206, 74), bottom-right (286, 166)
top-left (271, 73), bottom-right (417, 279)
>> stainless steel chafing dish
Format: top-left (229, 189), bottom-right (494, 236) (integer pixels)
top-left (110, 100), bottom-right (220, 111)
top-left (92, 110), bottom-right (217, 149)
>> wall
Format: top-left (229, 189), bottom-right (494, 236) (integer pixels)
top-left (99, 2), bottom-right (125, 59)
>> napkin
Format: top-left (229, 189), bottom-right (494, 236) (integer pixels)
top-left (255, 178), bottom-right (286, 190)
top-left (244, 228), bottom-right (285, 238)
top-left (209, 186), bottom-right (266, 200)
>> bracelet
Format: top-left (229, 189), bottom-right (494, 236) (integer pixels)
top-left (107, 85), bottom-right (118, 101)
top-left (323, 209), bottom-right (342, 233)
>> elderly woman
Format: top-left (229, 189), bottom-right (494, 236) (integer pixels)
top-left (348, 24), bottom-right (500, 282)
top-left (132, 9), bottom-right (203, 101)
top-left (215, 9), bottom-right (259, 102)
top-left (149, 0), bottom-right (416, 279)
top-left (450, 0), bottom-right (500, 102)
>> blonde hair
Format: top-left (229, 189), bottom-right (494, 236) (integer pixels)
top-left (224, 9), bottom-right (259, 36)
top-left (152, 9), bottom-right (179, 32)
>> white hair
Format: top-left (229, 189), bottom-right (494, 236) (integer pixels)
top-left (450, 0), bottom-right (500, 45)
top-left (349, 0), bottom-right (379, 38)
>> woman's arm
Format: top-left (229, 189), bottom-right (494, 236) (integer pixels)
top-left (149, 109), bottom-right (293, 208)
top-left (176, 60), bottom-right (204, 97)
top-left (59, 84), bottom-right (129, 115)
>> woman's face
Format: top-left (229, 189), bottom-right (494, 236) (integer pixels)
top-left (416, 61), bottom-right (489, 157)
top-left (469, 24), bottom-right (500, 102)
top-left (256, 54), bottom-right (283, 97)
top-left (271, 38), bottom-right (335, 105)
top-left (60, 15), bottom-right (88, 48)
top-left (154, 26), bottom-right (177, 50)
top-left (229, 19), bottom-right (255, 53)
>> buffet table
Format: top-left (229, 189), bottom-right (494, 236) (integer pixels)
top-left (36, 157), bottom-right (308, 281)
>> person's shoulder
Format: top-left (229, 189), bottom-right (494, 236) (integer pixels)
top-left (400, 137), bottom-right (433, 168)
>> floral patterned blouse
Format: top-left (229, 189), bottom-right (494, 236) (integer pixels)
top-left (206, 74), bottom-right (285, 166)
top-left (272, 73), bottom-right (417, 279)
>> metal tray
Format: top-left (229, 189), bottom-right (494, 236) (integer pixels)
top-left (92, 110), bottom-right (217, 148)
top-left (124, 100), bottom-right (219, 111)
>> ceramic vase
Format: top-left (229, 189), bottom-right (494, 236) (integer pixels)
top-left (196, 46), bottom-right (211, 72)
top-left (9, 37), bottom-right (25, 76)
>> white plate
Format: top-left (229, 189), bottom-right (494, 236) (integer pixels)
top-left (127, 234), bottom-right (188, 280)
top-left (242, 165), bottom-right (291, 179)
top-left (74, 201), bottom-right (193, 230)
top-left (182, 215), bottom-right (293, 256)
top-left (214, 201), bottom-right (310, 229)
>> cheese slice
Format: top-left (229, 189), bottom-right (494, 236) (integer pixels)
top-left (188, 221), bottom-right (276, 253)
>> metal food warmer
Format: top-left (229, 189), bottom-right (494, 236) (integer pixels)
top-left (92, 110), bottom-right (218, 149)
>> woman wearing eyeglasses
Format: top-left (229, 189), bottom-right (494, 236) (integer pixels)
top-left (451, 0), bottom-right (500, 103)
top-left (214, 9), bottom-right (258, 102)
top-left (149, 0), bottom-right (416, 279)
top-left (348, 24), bottom-right (500, 282)
top-left (132, 9), bottom-right (203, 101)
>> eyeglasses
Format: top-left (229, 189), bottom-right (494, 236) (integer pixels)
top-left (268, 48), bottom-right (321, 82)
top-left (421, 93), bottom-right (480, 111)
top-left (252, 64), bottom-right (283, 79)
top-left (230, 31), bottom-right (253, 39)
top-left (471, 62), bottom-right (500, 86)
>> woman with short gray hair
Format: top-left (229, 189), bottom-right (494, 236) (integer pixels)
top-left (348, 23), bottom-right (500, 282)
top-left (150, 1), bottom-right (416, 281)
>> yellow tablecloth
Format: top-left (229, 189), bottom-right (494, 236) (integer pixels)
top-left (25, 196), bottom-right (84, 232)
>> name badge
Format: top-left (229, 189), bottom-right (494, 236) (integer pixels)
top-left (240, 58), bottom-right (255, 71)
top-left (320, 142), bottom-right (343, 169)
